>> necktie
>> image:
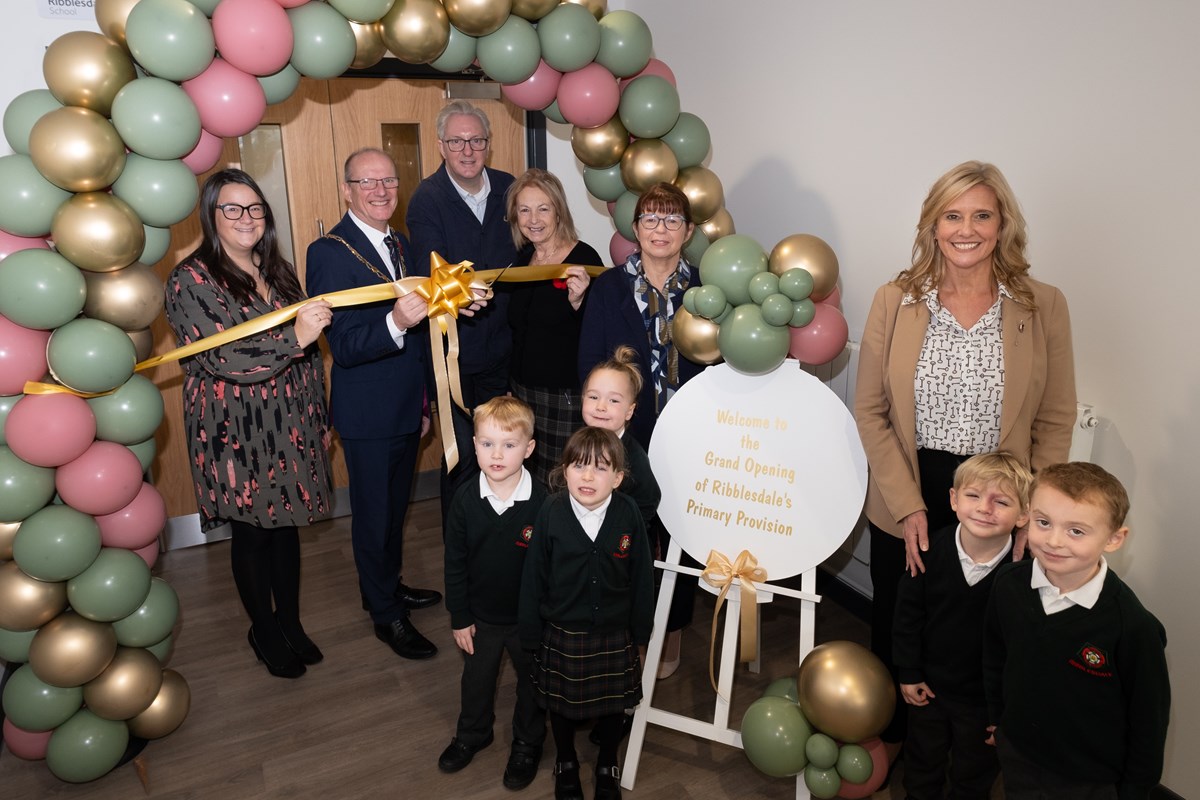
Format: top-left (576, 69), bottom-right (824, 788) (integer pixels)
top-left (384, 232), bottom-right (404, 279)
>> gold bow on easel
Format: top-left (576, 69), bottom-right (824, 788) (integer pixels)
top-left (700, 549), bottom-right (768, 694)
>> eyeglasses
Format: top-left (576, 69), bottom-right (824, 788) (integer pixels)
top-left (442, 137), bottom-right (489, 152)
top-left (637, 213), bottom-right (687, 231)
top-left (217, 203), bottom-right (266, 221)
top-left (348, 177), bottom-right (400, 191)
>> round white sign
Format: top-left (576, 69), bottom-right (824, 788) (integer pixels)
top-left (649, 361), bottom-right (867, 580)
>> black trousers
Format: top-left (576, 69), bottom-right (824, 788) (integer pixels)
top-left (456, 620), bottom-right (545, 748)
top-left (904, 693), bottom-right (998, 800)
top-left (996, 730), bottom-right (1118, 800)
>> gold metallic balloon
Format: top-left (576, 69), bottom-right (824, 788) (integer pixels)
top-left (29, 107), bottom-right (127, 193)
top-left (620, 139), bottom-right (678, 195)
top-left (672, 306), bottom-right (723, 365)
top-left (51, 192), bottom-right (145, 274)
top-left (796, 640), bottom-right (896, 743)
top-left (0, 521), bottom-right (19, 561)
top-left (349, 21), bottom-right (388, 70)
top-left (380, 0), bottom-right (451, 65)
top-left (126, 328), bottom-right (155, 362)
top-left (29, 610), bottom-right (118, 688)
top-left (443, 0), bottom-right (512, 37)
top-left (82, 263), bottom-right (164, 331)
top-left (127, 668), bottom-right (190, 739)
top-left (43, 31), bottom-right (136, 117)
top-left (571, 117), bottom-right (629, 170)
top-left (96, 0), bottom-right (142, 50)
top-left (510, 0), bottom-right (558, 21)
top-left (0, 561), bottom-right (69, 631)
top-left (769, 233), bottom-right (839, 302)
top-left (700, 207), bottom-right (736, 243)
top-left (83, 646), bottom-right (164, 720)
top-left (674, 166), bottom-right (724, 224)
top-left (565, 0), bottom-right (607, 21)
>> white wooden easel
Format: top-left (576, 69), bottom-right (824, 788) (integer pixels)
top-left (621, 540), bottom-right (822, 800)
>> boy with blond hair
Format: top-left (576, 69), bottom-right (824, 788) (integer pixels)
top-left (894, 452), bottom-right (1032, 799)
top-left (439, 397), bottom-right (547, 790)
top-left (984, 462), bottom-right (1169, 799)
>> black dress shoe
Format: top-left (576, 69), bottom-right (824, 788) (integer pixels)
top-left (502, 740), bottom-right (542, 790)
top-left (594, 765), bottom-right (622, 800)
top-left (373, 618), bottom-right (437, 659)
top-left (438, 732), bottom-right (494, 773)
top-left (276, 615), bottom-right (323, 665)
top-left (553, 760), bottom-right (584, 800)
top-left (247, 628), bottom-right (305, 679)
top-left (398, 583), bottom-right (442, 610)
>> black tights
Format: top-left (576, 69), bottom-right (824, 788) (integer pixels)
top-left (229, 520), bottom-right (303, 661)
top-left (550, 712), bottom-right (624, 769)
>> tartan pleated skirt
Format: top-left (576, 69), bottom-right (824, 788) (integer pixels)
top-left (511, 379), bottom-right (580, 487)
top-left (532, 623), bottom-right (643, 720)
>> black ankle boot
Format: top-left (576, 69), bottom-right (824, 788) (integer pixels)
top-left (553, 760), bottom-right (584, 800)
top-left (247, 628), bottom-right (305, 679)
top-left (594, 765), bottom-right (621, 800)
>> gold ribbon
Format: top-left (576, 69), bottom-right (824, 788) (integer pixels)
top-left (700, 549), bottom-right (768, 694)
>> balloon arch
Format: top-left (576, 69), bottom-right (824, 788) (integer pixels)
top-left (0, 0), bottom-right (851, 784)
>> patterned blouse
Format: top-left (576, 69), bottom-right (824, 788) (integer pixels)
top-left (620, 254), bottom-right (693, 415)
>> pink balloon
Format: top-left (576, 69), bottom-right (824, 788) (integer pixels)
top-left (609, 230), bottom-right (637, 266)
top-left (55, 440), bottom-right (144, 516)
top-left (788, 303), bottom-right (849, 366)
top-left (605, 200), bottom-right (617, 216)
top-left (213, 0), bottom-right (294, 76)
top-left (182, 129), bottom-right (225, 175)
top-left (133, 538), bottom-right (161, 569)
top-left (501, 60), bottom-right (563, 112)
top-left (0, 313), bottom-right (52, 395)
top-left (556, 63), bottom-right (620, 129)
top-left (832, 736), bottom-right (889, 798)
top-left (4, 394), bottom-right (97, 468)
top-left (182, 58), bottom-right (268, 139)
top-left (2, 718), bottom-right (53, 760)
top-left (819, 284), bottom-right (841, 308)
top-left (619, 58), bottom-right (676, 92)
top-left (95, 481), bottom-right (167, 550)
top-left (0, 231), bottom-right (50, 262)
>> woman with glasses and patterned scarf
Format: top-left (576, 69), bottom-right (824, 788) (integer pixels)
top-left (578, 182), bottom-right (706, 679)
top-left (165, 169), bottom-right (333, 680)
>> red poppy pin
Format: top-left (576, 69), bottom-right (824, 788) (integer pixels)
top-left (552, 278), bottom-right (568, 290)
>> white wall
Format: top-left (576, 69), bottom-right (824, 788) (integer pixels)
top-left (4, 2), bottom-right (1194, 792)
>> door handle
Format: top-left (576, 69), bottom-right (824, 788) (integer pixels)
top-left (317, 218), bottom-right (325, 238)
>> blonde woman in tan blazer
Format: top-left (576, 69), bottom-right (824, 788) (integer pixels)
top-left (854, 161), bottom-right (1076, 745)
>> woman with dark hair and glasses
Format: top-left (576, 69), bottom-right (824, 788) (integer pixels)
top-left (165, 168), bottom-right (334, 679)
top-left (578, 182), bottom-right (706, 679)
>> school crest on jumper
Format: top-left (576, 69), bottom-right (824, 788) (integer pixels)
top-left (614, 533), bottom-right (632, 559)
top-left (1069, 643), bottom-right (1112, 677)
top-left (516, 525), bottom-right (533, 548)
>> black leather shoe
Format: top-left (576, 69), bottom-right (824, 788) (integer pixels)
top-left (276, 614), bottom-right (323, 665)
top-left (247, 628), bottom-right (305, 679)
top-left (553, 760), bottom-right (584, 800)
top-left (594, 765), bottom-right (621, 800)
top-left (373, 618), bottom-right (437, 659)
top-left (502, 740), bottom-right (541, 790)
top-left (399, 583), bottom-right (442, 610)
top-left (437, 732), bottom-right (494, 773)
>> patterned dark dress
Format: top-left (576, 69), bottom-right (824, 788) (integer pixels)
top-left (164, 257), bottom-right (331, 532)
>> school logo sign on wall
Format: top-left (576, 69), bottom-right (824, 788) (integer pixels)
top-left (39, 0), bottom-right (95, 21)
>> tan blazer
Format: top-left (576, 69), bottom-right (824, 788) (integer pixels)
top-left (854, 277), bottom-right (1076, 537)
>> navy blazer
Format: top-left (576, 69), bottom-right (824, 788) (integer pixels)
top-left (304, 214), bottom-right (427, 440)
top-left (406, 163), bottom-right (518, 376)
top-left (577, 262), bottom-right (705, 450)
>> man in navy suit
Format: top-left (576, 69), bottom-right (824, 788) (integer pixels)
top-left (306, 148), bottom-right (441, 660)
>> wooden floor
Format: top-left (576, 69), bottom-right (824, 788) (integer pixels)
top-left (0, 499), bottom-right (905, 800)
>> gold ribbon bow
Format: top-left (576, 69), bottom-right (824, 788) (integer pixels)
top-left (700, 549), bottom-right (768, 694)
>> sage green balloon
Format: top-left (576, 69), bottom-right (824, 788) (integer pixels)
top-left (111, 154), bottom-right (199, 229)
top-left (190, 0), bottom-right (221, 14)
top-left (67, 548), bottom-right (153, 623)
top-left (139, 224), bottom-right (172, 267)
top-left (583, 164), bottom-right (626, 202)
top-left (693, 285), bottom-right (728, 320)
top-left (0, 154), bottom-right (73, 238)
top-left (145, 632), bottom-right (174, 664)
top-left (612, 190), bottom-right (640, 242)
top-left (596, 10), bottom-right (652, 78)
top-left (805, 732), bottom-right (839, 770)
top-left (430, 23), bottom-right (478, 73)
top-left (835, 743), bottom-right (874, 784)
top-left (3, 89), bottom-right (63, 156)
top-left (618, 74), bottom-right (680, 139)
top-left (330, 0), bottom-right (396, 23)
top-left (12, 506), bottom-right (102, 583)
top-left (0, 395), bottom-right (18, 446)
top-left (0, 249), bottom-right (86, 330)
top-left (87, 375), bottom-right (165, 445)
top-left (740, 695), bottom-right (811, 777)
top-left (699, 234), bottom-right (768, 306)
top-left (126, 437), bottom-right (158, 474)
top-left (536, 3), bottom-right (600, 72)
top-left (761, 293), bottom-right (794, 327)
top-left (683, 228), bottom-right (710, 265)
top-left (0, 625), bottom-right (37, 663)
top-left (47, 318), bottom-right (137, 395)
top-left (804, 764), bottom-right (842, 799)
top-left (476, 16), bottom-right (540, 84)
top-left (258, 64), bottom-right (302, 106)
top-left (0, 446), bottom-right (57, 523)
top-left (748, 272), bottom-right (781, 305)
top-left (112, 577), bottom-right (179, 647)
top-left (125, 0), bottom-right (216, 83)
top-left (790, 298), bottom-right (816, 328)
top-left (662, 112), bottom-right (711, 170)
top-left (47, 708), bottom-right (130, 783)
top-left (110, 77), bottom-right (202, 161)
top-left (718, 304), bottom-right (790, 375)
top-left (542, 99), bottom-right (566, 125)
top-left (287, 3), bottom-right (357, 80)
top-left (778, 267), bottom-right (814, 301)
top-left (762, 676), bottom-right (800, 703)
top-left (1, 663), bottom-right (83, 732)
top-left (682, 286), bottom-right (700, 315)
